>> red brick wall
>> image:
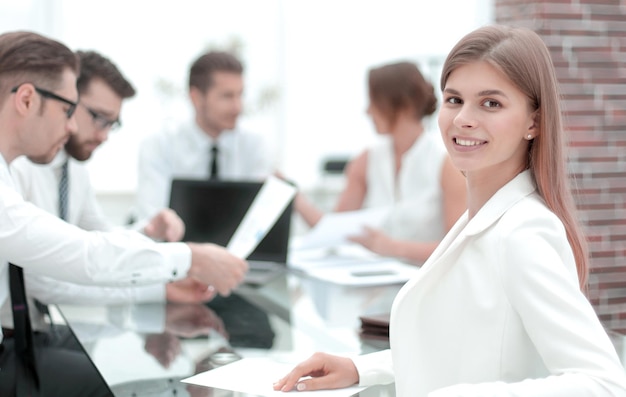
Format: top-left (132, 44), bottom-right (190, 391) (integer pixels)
top-left (495, 0), bottom-right (626, 332)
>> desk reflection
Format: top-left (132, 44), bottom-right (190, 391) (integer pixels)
top-left (56, 272), bottom-right (400, 396)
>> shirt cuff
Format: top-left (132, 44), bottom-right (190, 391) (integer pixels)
top-left (129, 218), bottom-right (149, 234)
top-left (352, 349), bottom-right (395, 386)
top-left (157, 242), bottom-right (191, 282)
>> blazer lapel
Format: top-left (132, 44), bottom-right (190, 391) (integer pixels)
top-left (406, 170), bottom-right (538, 291)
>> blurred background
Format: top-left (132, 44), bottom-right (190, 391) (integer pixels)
top-left (2, 0), bottom-right (626, 330)
top-left (0, 0), bottom-right (493, 220)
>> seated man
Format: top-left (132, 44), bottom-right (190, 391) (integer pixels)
top-left (6, 51), bottom-right (204, 331)
top-left (0, 31), bottom-right (248, 396)
top-left (134, 50), bottom-right (274, 220)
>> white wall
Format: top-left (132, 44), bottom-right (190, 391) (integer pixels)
top-left (0, 0), bottom-right (493, 220)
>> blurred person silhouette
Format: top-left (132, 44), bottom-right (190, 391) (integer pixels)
top-left (0, 31), bottom-right (247, 397)
top-left (134, 50), bottom-right (274, 221)
top-left (273, 25), bottom-right (626, 396)
top-left (294, 61), bottom-right (466, 265)
top-left (4, 50), bottom-right (211, 335)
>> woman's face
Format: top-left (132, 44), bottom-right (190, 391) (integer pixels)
top-left (366, 101), bottom-right (392, 135)
top-left (438, 61), bottom-right (536, 180)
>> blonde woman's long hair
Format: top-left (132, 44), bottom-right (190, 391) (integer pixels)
top-left (440, 25), bottom-right (589, 290)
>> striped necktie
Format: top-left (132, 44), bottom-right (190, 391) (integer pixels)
top-left (58, 161), bottom-right (69, 220)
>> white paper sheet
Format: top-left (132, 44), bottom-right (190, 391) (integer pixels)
top-left (288, 244), bottom-right (385, 271)
top-left (303, 260), bottom-right (419, 286)
top-left (227, 176), bottom-right (296, 259)
top-left (181, 357), bottom-right (367, 397)
top-left (295, 207), bottom-right (391, 250)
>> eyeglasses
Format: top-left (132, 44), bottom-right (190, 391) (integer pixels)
top-left (81, 104), bottom-right (121, 131)
top-left (11, 84), bottom-right (78, 118)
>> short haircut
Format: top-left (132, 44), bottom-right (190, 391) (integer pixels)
top-left (76, 50), bottom-right (136, 99)
top-left (188, 51), bottom-right (243, 92)
top-left (368, 61), bottom-right (438, 127)
top-left (0, 31), bottom-right (79, 107)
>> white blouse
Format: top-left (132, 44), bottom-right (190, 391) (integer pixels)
top-left (364, 130), bottom-right (447, 243)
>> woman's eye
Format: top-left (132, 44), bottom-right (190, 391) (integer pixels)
top-left (483, 99), bottom-right (501, 108)
top-left (445, 96), bottom-right (462, 105)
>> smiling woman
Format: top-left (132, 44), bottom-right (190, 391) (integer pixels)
top-left (272, 24), bottom-right (626, 397)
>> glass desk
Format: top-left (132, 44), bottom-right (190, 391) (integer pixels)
top-left (54, 267), bottom-right (626, 397)
top-left (54, 270), bottom-right (403, 397)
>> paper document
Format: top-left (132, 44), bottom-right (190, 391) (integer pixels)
top-left (304, 260), bottom-right (419, 286)
top-left (181, 357), bottom-right (367, 397)
top-left (289, 243), bottom-right (384, 271)
top-left (296, 207), bottom-right (391, 250)
top-left (227, 176), bottom-right (296, 258)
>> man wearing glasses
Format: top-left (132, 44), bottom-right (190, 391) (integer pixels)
top-left (0, 31), bottom-right (248, 396)
top-left (6, 50), bottom-right (211, 333)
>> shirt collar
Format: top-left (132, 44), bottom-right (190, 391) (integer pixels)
top-left (188, 120), bottom-right (237, 150)
top-left (0, 152), bottom-right (15, 189)
top-left (49, 149), bottom-right (69, 169)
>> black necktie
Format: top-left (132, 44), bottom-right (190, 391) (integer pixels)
top-left (210, 145), bottom-right (219, 179)
top-left (9, 263), bottom-right (41, 395)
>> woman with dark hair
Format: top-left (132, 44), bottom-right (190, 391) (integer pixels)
top-left (295, 61), bottom-right (466, 265)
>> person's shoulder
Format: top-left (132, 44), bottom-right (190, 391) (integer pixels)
top-left (144, 120), bottom-right (191, 141)
top-left (231, 129), bottom-right (271, 151)
top-left (497, 192), bottom-right (567, 243)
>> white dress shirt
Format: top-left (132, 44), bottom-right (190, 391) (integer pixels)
top-left (0, 153), bottom-right (191, 342)
top-left (353, 171), bottom-right (626, 396)
top-left (135, 121), bottom-right (274, 219)
top-left (365, 130), bottom-right (447, 243)
top-left (0, 152), bottom-right (167, 330)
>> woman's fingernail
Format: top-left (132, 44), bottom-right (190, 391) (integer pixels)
top-left (296, 383), bottom-right (306, 391)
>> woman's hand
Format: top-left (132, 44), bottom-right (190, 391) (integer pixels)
top-left (273, 352), bottom-right (359, 392)
top-left (348, 226), bottom-right (396, 257)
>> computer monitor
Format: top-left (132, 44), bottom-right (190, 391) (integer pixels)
top-left (168, 179), bottom-right (293, 264)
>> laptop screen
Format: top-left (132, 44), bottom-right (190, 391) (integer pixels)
top-left (169, 179), bottom-right (293, 263)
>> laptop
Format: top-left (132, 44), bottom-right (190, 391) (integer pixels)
top-left (169, 179), bottom-right (293, 285)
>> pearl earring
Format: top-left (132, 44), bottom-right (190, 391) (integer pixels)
top-left (527, 134), bottom-right (533, 140)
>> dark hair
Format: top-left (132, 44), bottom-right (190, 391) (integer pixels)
top-left (188, 51), bottom-right (243, 92)
top-left (368, 61), bottom-right (438, 127)
top-left (0, 31), bottom-right (79, 106)
top-left (76, 50), bottom-right (136, 99)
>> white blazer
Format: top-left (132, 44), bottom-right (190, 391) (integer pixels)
top-left (354, 171), bottom-right (626, 396)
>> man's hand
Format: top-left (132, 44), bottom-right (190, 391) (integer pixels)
top-left (166, 277), bottom-right (216, 303)
top-left (144, 208), bottom-right (185, 242)
top-left (187, 243), bottom-right (248, 296)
